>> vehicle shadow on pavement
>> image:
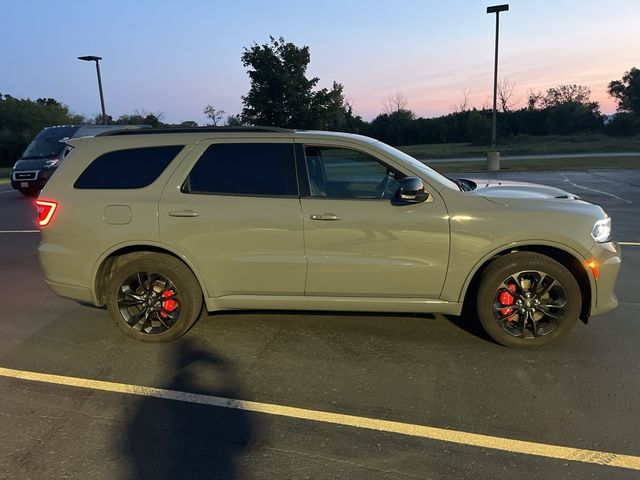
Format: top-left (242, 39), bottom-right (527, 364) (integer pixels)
top-left (122, 337), bottom-right (251, 480)
top-left (444, 313), bottom-right (495, 344)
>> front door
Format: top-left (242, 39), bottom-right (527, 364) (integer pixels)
top-left (299, 145), bottom-right (449, 298)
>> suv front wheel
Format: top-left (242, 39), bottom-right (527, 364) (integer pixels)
top-left (476, 252), bottom-right (581, 348)
top-left (106, 253), bottom-right (203, 342)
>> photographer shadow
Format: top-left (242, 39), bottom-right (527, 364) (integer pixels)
top-left (123, 337), bottom-right (251, 480)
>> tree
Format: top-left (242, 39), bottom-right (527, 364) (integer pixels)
top-left (452, 90), bottom-right (470, 113)
top-left (203, 105), bottom-right (226, 126)
top-left (339, 99), bottom-right (368, 134)
top-left (369, 109), bottom-right (416, 146)
top-left (111, 109), bottom-right (164, 127)
top-left (382, 92), bottom-right (409, 114)
top-left (608, 67), bottom-right (640, 114)
top-left (522, 84), bottom-right (601, 135)
top-left (497, 78), bottom-right (517, 112)
top-left (0, 94), bottom-right (81, 166)
top-left (240, 36), bottom-right (347, 129)
top-left (526, 85), bottom-right (593, 109)
top-left (541, 84), bottom-right (592, 108)
top-left (225, 114), bottom-right (243, 126)
top-left (466, 109), bottom-right (492, 145)
top-left (526, 89), bottom-right (542, 110)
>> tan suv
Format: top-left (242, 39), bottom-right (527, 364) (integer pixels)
top-left (36, 127), bottom-right (621, 347)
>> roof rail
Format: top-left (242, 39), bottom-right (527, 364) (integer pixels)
top-left (97, 126), bottom-right (294, 136)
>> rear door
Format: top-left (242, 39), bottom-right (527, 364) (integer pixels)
top-left (159, 138), bottom-right (306, 298)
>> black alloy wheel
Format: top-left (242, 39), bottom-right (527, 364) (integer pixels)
top-left (477, 252), bottom-right (581, 348)
top-left (106, 252), bottom-right (202, 342)
top-left (117, 271), bottom-right (181, 334)
top-left (492, 270), bottom-right (567, 339)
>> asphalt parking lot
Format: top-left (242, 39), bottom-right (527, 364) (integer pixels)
top-left (0, 169), bottom-right (639, 479)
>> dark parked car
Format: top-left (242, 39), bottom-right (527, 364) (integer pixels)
top-left (11, 124), bottom-right (149, 196)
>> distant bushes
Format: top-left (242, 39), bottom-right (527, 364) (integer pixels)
top-left (0, 94), bottom-right (83, 167)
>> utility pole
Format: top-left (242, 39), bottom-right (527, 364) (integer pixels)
top-left (486, 4), bottom-right (509, 171)
top-left (78, 56), bottom-right (107, 125)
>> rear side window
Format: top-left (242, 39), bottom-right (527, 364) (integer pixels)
top-left (184, 143), bottom-right (297, 196)
top-left (74, 145), bottom-right (183, 189)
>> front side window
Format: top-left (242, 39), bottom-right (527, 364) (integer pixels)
top-left (74, 145), bottom-right (183, 189)
top-left (304, 146), bottom-right (405, 199)
top-left (184, 143), bottom-right (297, 196)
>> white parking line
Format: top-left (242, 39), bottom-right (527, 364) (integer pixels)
top-left (0, 190), bottom-right (16, 194)
top-left (619, 242), bottom-right (640, 246)
top-left (0, 230), bottom-right (39, 234)
top-left (562, 175), bottom-right (633, 204)
top-left (0, 366), bottom-right (638, 471)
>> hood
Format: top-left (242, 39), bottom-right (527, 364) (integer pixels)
top-left (14, 158), bottom-right (53, 170)
top-left (463, 178), bottom-right (579, 203)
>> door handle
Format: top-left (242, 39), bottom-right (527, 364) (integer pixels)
top-left (169, 210), bottom-right (199, 217)
top-left (310, 213), bottom-right (341, 221)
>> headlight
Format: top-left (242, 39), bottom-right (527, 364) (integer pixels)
top-left (591, 217), bottom-right (611, 243)
top-left (44, 158), bottom-right (60, 168)
top-left (13, 161), bottom-right (18, 169)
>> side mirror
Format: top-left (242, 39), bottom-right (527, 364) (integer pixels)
top-left (397, 176), bottom-right (429, 203)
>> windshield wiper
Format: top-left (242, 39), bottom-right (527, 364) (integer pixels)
top-left (446, 176), bottom-right (465, 192)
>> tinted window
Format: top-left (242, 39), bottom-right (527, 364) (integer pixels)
top-left (184, 143), bottom-right (297, 196)
top-left (304, 146), bottom-right (405, 199)
top-left (74, 145), bottom-right (183, 189)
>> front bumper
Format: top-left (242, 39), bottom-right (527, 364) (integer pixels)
top-left (11, 168), bottom-right (56, 191)
top-left (590, 241), bottom-right (621, 316)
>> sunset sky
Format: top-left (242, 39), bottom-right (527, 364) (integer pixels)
top-left (3, 0), bottom-right (639, 124)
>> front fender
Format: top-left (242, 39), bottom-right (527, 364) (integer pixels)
top-left (444, 239), bottom-right (595, 312)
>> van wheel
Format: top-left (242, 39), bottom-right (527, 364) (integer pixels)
top-left (19, 188), bottom-right (39, 197)
top-left (106, 253), bottom-right (203, 342)
top-left (476, 252), bottom-right (581, 348)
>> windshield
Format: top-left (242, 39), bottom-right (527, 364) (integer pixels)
top-left (372, 141), bottom-right (460, 191)
top-left (21, 126), bottom-right (78, 159)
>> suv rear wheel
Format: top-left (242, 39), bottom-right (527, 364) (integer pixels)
top-left (476, 252), bottom-right (581, 348)
top-left (106, 253), bottom-right (203, 342)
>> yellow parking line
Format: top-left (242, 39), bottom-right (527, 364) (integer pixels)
top-left (619, 242), bottom-right (640, 246)
top-left (0, 365), bottom-right (639, 471)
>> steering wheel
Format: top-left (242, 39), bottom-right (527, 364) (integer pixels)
top-left (375, 171), bottom-right (393, 198)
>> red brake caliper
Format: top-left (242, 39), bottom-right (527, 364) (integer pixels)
top-left (499, 284), bottom-right (517, 318)
top-left (160, 289), bottom-right (178, 319)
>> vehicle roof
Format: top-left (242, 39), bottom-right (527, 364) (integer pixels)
top-left (95, 126), bottom-right (377, 144)
top-left (73, 124), bottom-right (150, 137)
top-left (97, 126), bottom-right (292, 136)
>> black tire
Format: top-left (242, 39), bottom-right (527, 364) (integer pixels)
top-left (19, 188), bottom-right (39, 197)
top-left (106, 252), bottom-right (203, 342)
top-left (476, 252), bottom-right (581, 348)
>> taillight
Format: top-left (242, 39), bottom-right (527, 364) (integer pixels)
top-left (35, 199), bottom-right (58, 227)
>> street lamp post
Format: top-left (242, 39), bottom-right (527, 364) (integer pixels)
top-left (78, 55), bottom-right (107, 125)
top-left (486, 4), bottom-right (509, 171)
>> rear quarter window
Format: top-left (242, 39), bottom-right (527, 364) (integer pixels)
top-left (73, 145), bottom-right (183, 189)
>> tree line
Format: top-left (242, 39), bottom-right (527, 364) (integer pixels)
top-left (2, 36), bottom-right (639, 167)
